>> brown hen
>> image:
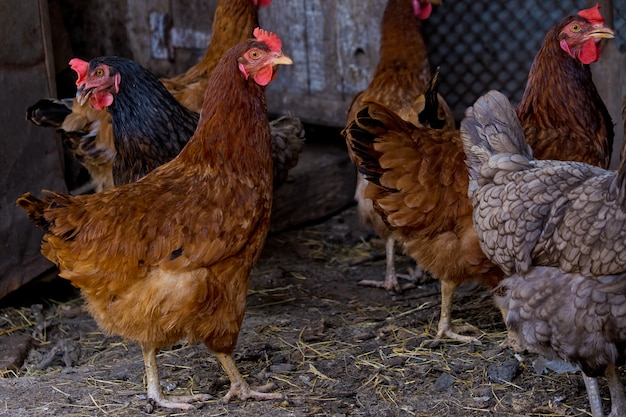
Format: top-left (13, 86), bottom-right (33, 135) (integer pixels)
top-left (345, 0), bottom-right (454, 294)
top-left (17, 28), bottom-right (292, 411)
top-left (27, 0), bottom-right (304, 193)
top-left (344, 5), bottom-right (614, 343)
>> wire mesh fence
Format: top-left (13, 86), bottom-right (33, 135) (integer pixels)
top-left (423, 0), bottom-right (625, 120)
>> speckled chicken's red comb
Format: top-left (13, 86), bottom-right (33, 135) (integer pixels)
top-left (578, 4), bottom-right (604, 25)
top-left (253, 27), bottom-right (282, 53)
top-left (69, 58), bottom-right (89, 86)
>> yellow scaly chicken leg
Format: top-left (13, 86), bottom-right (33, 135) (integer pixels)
top-left (215, 351), bottom-right (282, 402)
top-left (142, 345), bottom-right (210, 410)
top-left (435, 280), bottom-right (481, 344)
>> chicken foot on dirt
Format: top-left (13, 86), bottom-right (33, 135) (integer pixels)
top-left (358, 237), bottom-right (419, 293)
top-left (215, 351), bottom-right (282, 402)
top-left (142, 345), bottom-right (210, 411)
top-left (434, 280), bottom-right (481, 344)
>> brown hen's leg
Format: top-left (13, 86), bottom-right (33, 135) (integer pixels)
top-left (215, 351), bottom-right (282, 402)
top-left (358, 237), bottom-right (416, 293)
top-left (605, 364), bottom-right (626, 417)
top-left (435, 280), bottom-right (481, 344)
top-left (141, 345), bottom-right (210, 411)
top-left (582, 373), bottom-right (605, 417)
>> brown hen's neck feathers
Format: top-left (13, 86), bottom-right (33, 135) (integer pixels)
top-left (179, 0), bottom-right (259, 83)
top-left (370, 0), bottom-right (431, 92)
top-left (516, 16), bottom-right (614, 167)
top-left (180, 40), bottom-right (271, 174)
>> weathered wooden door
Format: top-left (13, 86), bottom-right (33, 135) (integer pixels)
top-left (0, 0), bottom-right (66, 298)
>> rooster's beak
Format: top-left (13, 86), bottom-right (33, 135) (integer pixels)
top-left (75, 85), bottom-right (94, 106)
top-left (589, 27), bottom-right (615, 40)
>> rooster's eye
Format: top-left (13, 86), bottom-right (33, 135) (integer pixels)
top-left (95, 68), bottom-right (104, 76)
top-left (571, 23), bottom-right (581, 32)
top-left (250, 50), bottom-right (261, 59)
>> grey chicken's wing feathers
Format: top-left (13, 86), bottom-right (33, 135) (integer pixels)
top-left (463, 90), bottom-right (626, 276)
top-left (460, 90), bottom-right (533, 197)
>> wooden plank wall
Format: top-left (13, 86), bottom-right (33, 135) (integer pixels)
top-left (114, 0), bottom-right (624, 160)
top-left (0, 0), bottom-right (67, 298)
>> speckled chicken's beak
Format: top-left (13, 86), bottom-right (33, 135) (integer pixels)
top-left (273, 53), bottom-right (293, 66)
top-left (589, 26), bottom-right (615, 39)
top-left (75, 85), bottom-right (94, 106)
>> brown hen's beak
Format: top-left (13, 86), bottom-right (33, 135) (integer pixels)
top-left (589, 27), bottom-right (615, 40)
top-left (273, 53), bottom-right (293, 66)
top-left (75, 85), bottom-right (94, 106)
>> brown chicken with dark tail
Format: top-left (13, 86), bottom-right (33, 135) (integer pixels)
top-left (17, 28), bottom-right (292, 411)
top-left (345, 0), bottom-right (454, 294)
top-left (344, 5), bottom-right (614, 343)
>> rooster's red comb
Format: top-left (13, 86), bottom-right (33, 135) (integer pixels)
top-left (69, 58), bottom-right (89, 86)
top-left (578, 4), bottom-right (604, 25)
top-left (253, 27), bottom-right (282, 53)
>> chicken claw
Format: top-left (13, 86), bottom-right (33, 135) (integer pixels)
top-left (433, 280), bottom-right (482, 345)
top-left (358, 237), bottom-right (417, 293)
top-left (216, 352), bottom-right (283, 402)
top-left (142, 345), bottom-right (210, 411)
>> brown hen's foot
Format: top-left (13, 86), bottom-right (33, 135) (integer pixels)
top-left (358, 277), bottom-right (416, 293)
top-left (357, 237), bottom-right (417, 294)
top-left (145, 393), bottom-right (211, 412)
top-left (434, 318), bottom-right (482, 345)
top-left (215, 352), bottom-right (283, 403)
top-left (141, 345), bottom-right (210, 412)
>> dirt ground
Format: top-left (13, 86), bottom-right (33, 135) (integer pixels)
top-left (0, 205), bottom-right (608, 417)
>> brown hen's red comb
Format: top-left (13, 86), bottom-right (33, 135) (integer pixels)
top-left (253, 27), bottom-right (282, 52)
top-left (69, 58), bottom-right (89, 86)
top-left (578, 4), bottom-right (604, 25)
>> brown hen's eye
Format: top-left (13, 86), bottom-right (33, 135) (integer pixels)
top-left (571, 24), bottom-right (581, 32)
top-left (250, 50), bottom-right (260, 59)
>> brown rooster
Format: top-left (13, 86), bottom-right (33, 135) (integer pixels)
top-left (26, 0), bottom-right (304, 192)
top-left (462, 90), bottom-right (626, 417)
top-left (17, 28), bottom-right (292, 411)
top-left (344, 5), bottom-right (614, 343)
top-left (345, 0), bottom-right (454, 294)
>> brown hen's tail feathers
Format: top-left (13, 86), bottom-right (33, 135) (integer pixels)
top-left (460, 90), bottom-right (533, 195)
top-left (16, 192), bottom-right (50, 232)
top-left (344, 102), bottom-right (410, 191)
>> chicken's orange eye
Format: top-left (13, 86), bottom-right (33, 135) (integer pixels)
top-left (95, 68), bottom-right (104, 76)
top-left (571, 23), bottom-right (581, 32)
top-left (249, 50), bottom-right (261, 59)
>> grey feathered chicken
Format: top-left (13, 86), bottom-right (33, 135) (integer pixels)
top-left (494, 266), bottom-right (626, 417)
top-left (461, 90), bottom-right (626, 417)
top-left (461, 89), bottom-right (624, 277)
